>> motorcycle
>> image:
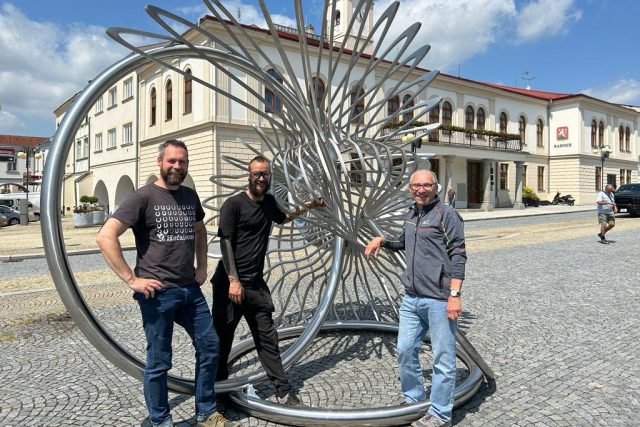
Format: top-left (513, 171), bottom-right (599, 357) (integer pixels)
top-left (552, 191), bottom-right (575, 206)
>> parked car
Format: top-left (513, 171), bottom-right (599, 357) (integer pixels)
top-left (0, 214), bottom-right (7, 227)
top-left (0, 205), bottom-right (21, 226)
top-left (613, 184), bottom-right (640, 216)
top-left (0, 203), bottom-right (39, 222)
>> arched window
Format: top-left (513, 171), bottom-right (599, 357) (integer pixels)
top-left (442, 101), bottom-right (452, 126)
top-left (184, 69), bottom-right (192, 115)
top-left (619, 125), bottom-right (625, 151)
top-left (519, 115), bottom-right (526, 145)
top-left (591, 119), bottom-right (597, 148)
top-left (465, 105), bottom-right (475, 129)
top-left (312, 77), bottom-right (326, 110)
top-left (350, 84), bottom-right (365, 124)
top-left (387, 95), bottom-right (400, 123)
top-left (165, 79), bottom-right (173, 121)
top-left (429, 103), bottom-right (440, 142)
top-left (626, 126), bottom-right (631, 152)
top-left (402, 94), bottom-right (414, 122)
top-left (265, 68), bottom-right (283, 113)
top-left (150, 87), bottom-right (156, 126)
top-left (499, 112), bottom-right (508, 133)
top-left (598, 121), bottom-right (604, 147)
top-left (335, 11), bottom-right (341, 26)
top-left (536, 118), bottom-right (544, 147)
top-left (477, 108), bottom-right (486, 131)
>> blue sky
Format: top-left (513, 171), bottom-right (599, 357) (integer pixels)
top-left (0, 0), bottom-right (638, 137)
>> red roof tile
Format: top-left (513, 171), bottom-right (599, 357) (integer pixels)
top-left (0, 135), bottom-right (49, 148)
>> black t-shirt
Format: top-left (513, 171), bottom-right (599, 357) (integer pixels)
top-left (217, 192), bottom-right (286, 283)
top-left (112, 183), bottom-right (205, 288)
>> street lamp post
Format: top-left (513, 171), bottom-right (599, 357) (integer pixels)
top-left (16, 147), bottom-right (43, 225)
top-left (592, 145), bottom-right (613, 191)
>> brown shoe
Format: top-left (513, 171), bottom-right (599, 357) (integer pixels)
top-left (196, 411), bottom-right (241, 427)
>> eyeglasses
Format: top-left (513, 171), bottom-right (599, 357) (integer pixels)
top-left (409, 183), bottom-right (435, 190)
top-left (250, 171), bottom-right (271, 179)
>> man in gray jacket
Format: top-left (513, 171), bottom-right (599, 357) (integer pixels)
top-left (365, 169), bottom-right (466, 427)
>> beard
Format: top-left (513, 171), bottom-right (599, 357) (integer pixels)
top-left (248, 179), bottom-right (270, 198)
top-left (161, 167), bottom-right (186, 186)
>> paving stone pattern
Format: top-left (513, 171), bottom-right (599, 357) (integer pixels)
top-left (1, 224), bottom-right (640, 426)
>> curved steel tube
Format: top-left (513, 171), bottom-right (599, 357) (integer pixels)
top-left (226, 321), bottom-right (484, 426)
top-left (42, 2), bottom-right (493, 424)
top-left (41, 47), bottom-right (345, 394)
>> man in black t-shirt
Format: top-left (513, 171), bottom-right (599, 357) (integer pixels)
top-left (97, 140), bottom-right (236, 427)
top-left (212, 155), bottom-right (323, 406)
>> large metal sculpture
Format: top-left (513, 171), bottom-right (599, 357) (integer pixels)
top-left (42, 0), bottom-right (493, 425)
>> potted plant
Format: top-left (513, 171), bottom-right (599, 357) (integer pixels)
top-left (72, 204), bottom-right (93, 228)
top-left (522, 186), bottom-right (535, 207)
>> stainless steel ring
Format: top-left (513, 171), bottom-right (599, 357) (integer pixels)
top-left (226, 321), bottom-right (485, 426)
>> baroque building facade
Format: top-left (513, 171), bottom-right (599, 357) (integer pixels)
top-left (53, 9), bottom-right (639, 213)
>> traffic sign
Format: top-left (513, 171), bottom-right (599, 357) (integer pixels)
top-left (0, 155), bottom-right (15, 162)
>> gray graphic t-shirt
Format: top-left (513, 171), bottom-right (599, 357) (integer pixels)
top-left (113, 183), bottom-right (205, 288)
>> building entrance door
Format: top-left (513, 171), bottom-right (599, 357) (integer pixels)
top-left (467, 161), bottom-right (483, 205)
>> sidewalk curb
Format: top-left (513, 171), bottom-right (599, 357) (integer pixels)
top-left (461, 206), bottom-right (593, 222)
top-left (0, 246), bottom-right (137, 263)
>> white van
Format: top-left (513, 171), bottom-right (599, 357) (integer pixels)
top-left (0, 192), bottom-right (41, 219)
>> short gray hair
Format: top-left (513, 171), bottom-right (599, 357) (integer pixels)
top-left (410, 169), bottom-right (438, 184)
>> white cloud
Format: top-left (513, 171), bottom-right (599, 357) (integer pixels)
top-left (583, 79), bottom-right (640, 105)
top-left (375, 0), bottom-right (516, 71)
top-left (515, 0), bottom-right (582, 42)
top-left (0, 110), bottom-right (24, 132)
top-left (0, 3), bottom-right (128, 135)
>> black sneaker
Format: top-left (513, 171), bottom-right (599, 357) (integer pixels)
top-left (276, 391), bottom-right (304, 406)
top-left (598, 233), bottom-right (606, 242)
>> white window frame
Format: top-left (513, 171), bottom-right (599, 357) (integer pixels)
top-left (107, 128), bottom-right (117, 148)
top-left (122, 123), bottom-right (132, 145)
top-left (95, 97), bottom-right (103, 114)
top-left (123, 78), bottom-right (133, 100)
top-left (108, 87), bottom-right (117, 108)
top-left (95, 133), bottom-right (103, 151)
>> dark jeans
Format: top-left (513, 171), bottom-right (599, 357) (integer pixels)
top-left (135, 285), bottom-right (219, 425)
top-left (211, 266), bottom-right (292, 397)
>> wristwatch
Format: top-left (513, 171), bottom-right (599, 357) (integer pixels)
top-left (450, 289), bottom-right (461, 298)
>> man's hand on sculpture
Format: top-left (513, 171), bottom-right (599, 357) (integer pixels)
top-left (229, 278), bottom-right (245, 304)
top-left (365, 237), bottom-right (385, 258)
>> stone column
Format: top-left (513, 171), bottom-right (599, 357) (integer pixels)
top-left (513, 160), bottom-right (525, 210)
top-left (480, 158), bottom-right (493, 211)
top-left (443, 155), bottom-right (455, 202)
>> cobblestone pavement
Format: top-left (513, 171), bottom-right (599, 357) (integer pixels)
top-left (1, 214), bottom-right (640, 426)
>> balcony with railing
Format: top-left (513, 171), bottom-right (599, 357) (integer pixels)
top-left (381, 124), bottom-right (523, 152)
top-left (272, 23), bottom-right (326, 43)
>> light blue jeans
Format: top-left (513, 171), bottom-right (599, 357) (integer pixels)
top-left (397, 294), bottom-right (457, 421)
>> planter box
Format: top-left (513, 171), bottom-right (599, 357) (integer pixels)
top-left (73, 212), bottom-right (94, 228)
top-left (93, 210), bottom-right (106, 225)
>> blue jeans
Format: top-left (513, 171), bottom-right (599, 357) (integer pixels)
top-left (135, 285), bottom-right (219, 426)
top-left (397, 294), bottom-right (457, 421)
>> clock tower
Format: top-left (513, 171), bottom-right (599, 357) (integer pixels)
top-left (327, 0), bottom-right (374, 53)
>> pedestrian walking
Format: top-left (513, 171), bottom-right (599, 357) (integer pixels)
top-left (212, 155), bottom-right (324, 406)
top-left (596, 183), bottom-right (617, 243)
top-left (97, 139), bottom-right (236, 427)
top-left (446, 186), bottom-right (456, 209)
top-left (365, 169), bottom-right (467, 427)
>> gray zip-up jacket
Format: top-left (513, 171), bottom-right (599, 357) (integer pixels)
top-left (383, 197), bottom-right (467, 300)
